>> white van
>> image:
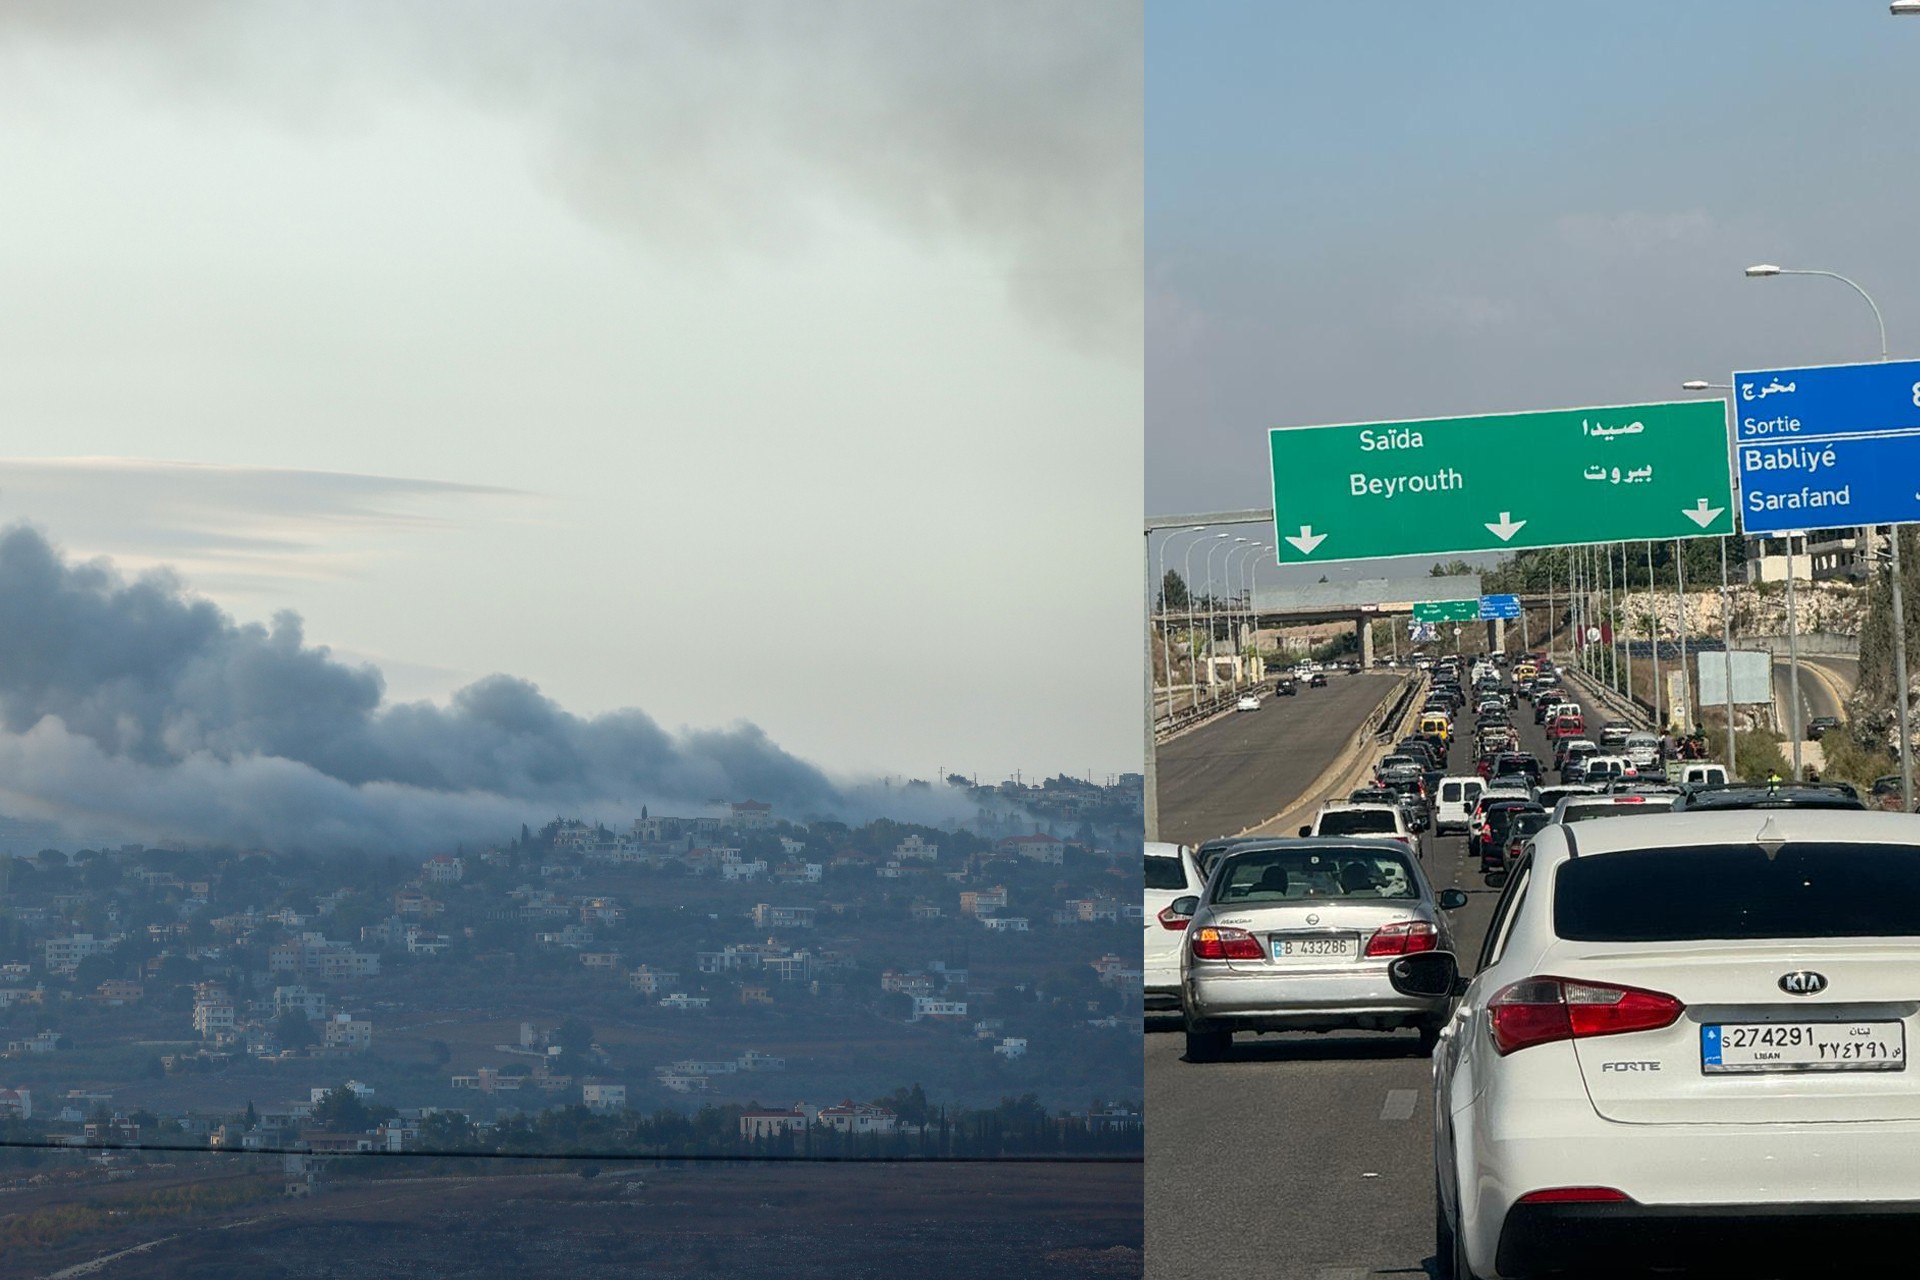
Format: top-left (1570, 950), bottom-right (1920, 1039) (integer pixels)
top-left (1433, 775), bottom-right (1485, 834)
top-left (1580, 755), bottom-right (1637, 785)
top-left (1678, 761), bottom-right (1729, 788)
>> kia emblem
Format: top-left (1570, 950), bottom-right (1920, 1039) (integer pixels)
top-left (1305, 913), bottom-right (1320, 925)
top-left (1779, 971), bottom-right (1828, 996)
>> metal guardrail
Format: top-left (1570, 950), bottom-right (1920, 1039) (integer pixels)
top-left (1565, 664), bottom-right (1655, 731)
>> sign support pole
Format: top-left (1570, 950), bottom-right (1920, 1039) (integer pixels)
top-left (1648, 542), bottom-right (1663, 730)
top-left (1621, 545), bottom-right (1633, 709)
top-left (1605, 541), bottom-right (1618, 691)
top-left (1722, 535), bottom-right (1736, 779)
top-left (1675, 539), bottom-right (1691, 730)
top-left (1891, 527), bottom-right (1913, 810)
top-left (1143, 529), bottom-right (1158, 841)
top-left (1785, 534), bottom-right (1804, 777)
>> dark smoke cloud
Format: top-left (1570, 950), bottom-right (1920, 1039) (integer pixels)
top-left (0, 0), bottom-right (1142, 360)
top-left (0, 526), bottom-right (934, 852)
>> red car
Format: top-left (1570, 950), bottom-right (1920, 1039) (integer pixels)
top-left (1548, 714), bottom-right (1585, 740)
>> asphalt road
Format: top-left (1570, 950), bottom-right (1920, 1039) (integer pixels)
top-left (1145, 676), bottom-right (1596, 1280)
top-left (1155, 672), bottom-right (1402, 847)
top-left (1771, 655), bottom-right (1854, 736)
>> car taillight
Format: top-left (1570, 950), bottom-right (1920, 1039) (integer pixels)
top-left (1488, 976), bottom-right (1683, 1055)
top-left (1364, 921), bottom-right (1438, 957)
top-left (1515, 1187), bottom-right (1633, 1205)
top-left (1190, 926), bottom-right (1264, 961)
top-left (1156, 905), bottom-right (1189, 931)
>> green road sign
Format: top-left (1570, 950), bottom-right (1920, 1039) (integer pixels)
top-left (1268, 401), bottom-right (1735, 564)
top-left (1412, 600), bottom-right (1479, 623)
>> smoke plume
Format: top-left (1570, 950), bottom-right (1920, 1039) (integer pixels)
top-left (0, 526), bottom-right (918, 852)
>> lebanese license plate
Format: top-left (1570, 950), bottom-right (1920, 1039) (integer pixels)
top-left (1701, 1021), bottom-right (1906, 1073)
top-left (1269, 934), bottom-right (1357, 960)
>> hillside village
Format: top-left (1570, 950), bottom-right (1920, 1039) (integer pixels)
top-left (0, 774), bottom-right (1144, 1155)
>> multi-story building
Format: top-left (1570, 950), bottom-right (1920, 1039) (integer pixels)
top-left (627, 966), bottom-right (679, 996)
top-left (323, 1013), bottom-right (372, 1053)
top-left (894, 835), bottom-right (939, 861)
top-left (193, 1000), bottom-right (236, 1040)
top-left (420, 855), bottom-right (465, 884)
top-left (274, 985), bottom-right (328, 1020)
top-left (43, 933), bottom-right (110, 976)
top-left (751, 904), bottom-right (816, 930)
top-left (581, 1081), bottom-right (626, 1112)
top-left (909, 996), bottom-right (969, 1022)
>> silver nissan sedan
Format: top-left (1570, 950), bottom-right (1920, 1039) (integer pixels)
top-left (1172, 838), bottom-right (1467, 1062)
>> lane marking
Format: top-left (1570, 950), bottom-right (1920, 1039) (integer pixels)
top-left (1379, 1089), bottom-right (1418, 1121)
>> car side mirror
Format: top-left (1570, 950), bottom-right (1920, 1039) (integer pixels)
top-left (1387, 950), bottom-right (1459, 1000)
top-left (1168, 895), bottom-right (1199, 919)
top-left (1437, 887), bottom-right (1469, 910)
top-left (1297, 825), bottom-right (1311, 838)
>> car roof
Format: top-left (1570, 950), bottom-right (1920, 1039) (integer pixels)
top-left (1532, 810), bottom-right (1920, 863)
top-left (1145, 841), bottom-right (1190, 857)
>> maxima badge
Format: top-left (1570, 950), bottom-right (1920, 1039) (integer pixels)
top-left (1779, 971), bottom-right (1828, 996)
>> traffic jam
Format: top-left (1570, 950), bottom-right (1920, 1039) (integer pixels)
top-left (1146, 653), bottom-right (1920, 1280)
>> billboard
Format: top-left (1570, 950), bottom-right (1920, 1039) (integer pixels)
top-left (1695, 650), bottom-right (1772, 706)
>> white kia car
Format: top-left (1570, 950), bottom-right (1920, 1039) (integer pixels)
top-left (1393, 810), bottom-right (1920, 1278)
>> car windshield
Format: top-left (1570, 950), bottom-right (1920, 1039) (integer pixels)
top-left (1316, 809), bottom-right (1399, 836)
top-left (1557, 843), bottom-right (1920, 940)
top-left (1213, 849), bottom-right (1419, 903)
top-left (1145, 855), bottom-right (1190, 891)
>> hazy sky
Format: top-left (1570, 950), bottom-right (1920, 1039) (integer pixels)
top-left (1149, 2), bottom-right (1920, 589)
top-left (0, 1), bottom-right (1142, 810)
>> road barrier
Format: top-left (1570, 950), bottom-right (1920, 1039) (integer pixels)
top-left (1250, 673), bottom-right (1423, 838)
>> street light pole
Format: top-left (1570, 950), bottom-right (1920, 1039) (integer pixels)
top-left (1746, 264), bottom-right (1909, 794)
top-left (1203, 537), bottom-right (1245, 700)
top-left (1155, 526), bottom-right (1205, 716)
top-left (1223, 541), bottom-right (1259, 688)
top-left (1183, 533), bottom-right (1226, 713)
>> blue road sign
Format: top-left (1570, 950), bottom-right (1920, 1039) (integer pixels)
top-left (1478, 594), bottom-right (1520, 620)
top-left (1731, 357), bottom-right (1920, 534)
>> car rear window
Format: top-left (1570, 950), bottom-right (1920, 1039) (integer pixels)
top-left (1145, 856), bottom-right (1189, 891)
top-left (1316, 809), bottom-right (1398, 836)
top-left (1557, 843), bottom-right (1920, 940)
top-left (1213, 848), bottom-right (1418, 903)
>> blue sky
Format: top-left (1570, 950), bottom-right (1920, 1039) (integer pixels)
top-left (1149, 1), bottom-right (1920, 585)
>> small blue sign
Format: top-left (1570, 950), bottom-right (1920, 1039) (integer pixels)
top-left (1478, 594), bottom-right (1521, 620)
top-left (1732, 357), bottom-right (1920, 534)
top-left (1702, 1024), bottom-right (1723, 1068)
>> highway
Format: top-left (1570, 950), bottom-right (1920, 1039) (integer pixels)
top-left (1771, 654), bottom-right (1856, 734)
top-left (1145, 675), bottom-right (1598, 1280)
top-left (1154, 671), bottom-right (1402, 846)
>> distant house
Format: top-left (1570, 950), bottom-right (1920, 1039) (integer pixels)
top-left (581, 1081), bottom-right (627, 1112)
top-left (993, 1037), bottom-right (1028, 1060)
top-left (420, 855), bottom-right (465, 884)
top-left (659, 993), bottom-right (710, 1011)
top-left (0, 1088), bottom-right (30, 1119)
top-left (274, 985), bottom-right (328, 1021)
top-left (729, 800), bottom-right (775, 829)
top-left (980, 917), bottom-right (1030, 933)
top-left (996, 835), bottom-right (1065, 866)
top-left (959, 886), bottom-right (1009, 917)
top-left (627, 966), bottom-right (679, 996)
top-left (909, 997), bottom-right (969, 1022)
top-left (323, 1013), bottom-right (372, 1053)
top-left (910, 903), bottom-right (943, 921)
top-left (751, 904), bottom-right (816, 930)
top-left (894, 835), bottom-right (939, 862)
top-left (93, 980), bottom-right (144, 1005)
top-left (817, 1100), bottom-right (896, 1135)
top-left (739, 1104), bottom-right (809, 1140)
top-left (739, 985), bottom-right (773, 1006)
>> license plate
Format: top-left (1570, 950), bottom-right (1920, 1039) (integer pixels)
top-left (1702, 1021), bottom-right (1907, 1073)
top-left (1269, 934), bottom-right (1357, 960)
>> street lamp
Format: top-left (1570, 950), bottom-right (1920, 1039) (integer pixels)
top-left (1745, 264), bottom-right (1910, 805)
top-left (1184, 532), bottom-right (1228, 712)
top-left (1204, 537), bottom-right (1250, 697)
top-left (1156, 526), bottom-right (1206, 710)
top-left (1894, 1), bottom-right (1920, 15)
top-left (1245, 544), bottom-right (1272, 677)
top-left (1223, 542), bottom-right (1259, 686)
top-left (1680, 380), bottom-right (1730, 392)
top-left (1224, 542), bottom-right (1269, 686)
